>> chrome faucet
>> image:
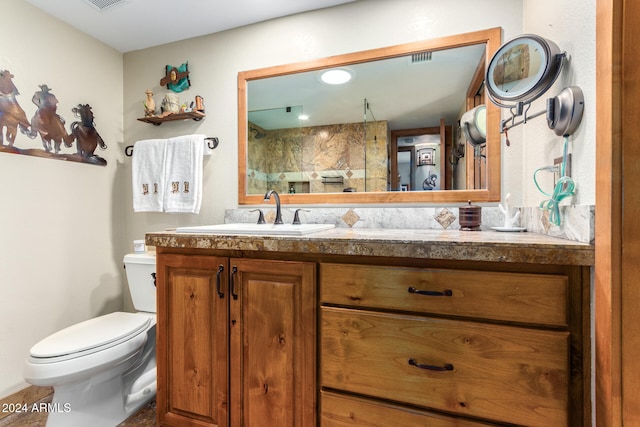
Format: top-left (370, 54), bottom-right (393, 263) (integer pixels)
top-left (264, 190), bottom-right (283, 224)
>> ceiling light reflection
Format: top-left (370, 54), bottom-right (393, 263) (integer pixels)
top-left (320, 69), bottom-right (352, 84)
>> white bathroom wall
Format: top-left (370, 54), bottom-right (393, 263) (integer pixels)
top-left (0, 0), bottom-right (124, 397)
top-left (519, 0), bottom-right (596, 207)
top-left (122, 0), bottom-right (524, 246)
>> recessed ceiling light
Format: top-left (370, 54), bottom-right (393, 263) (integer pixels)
top-left (298, 114), bottom-right (309, 120)
top-left (320, 69), bottom-right (352, 85)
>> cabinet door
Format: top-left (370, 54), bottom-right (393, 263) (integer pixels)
top-left (229, 259), bottom-right (316, 427)
top-left (157, 254), bottom-right (229, 427)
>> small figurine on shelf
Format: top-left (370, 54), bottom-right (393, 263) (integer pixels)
top-left (195, 95), bottom-right (205, 113)
top-left (184, 101), bottom-right (194, 112)
top-left (143, 89), bottom-right (156, 117)
top-left (160, 93), bottom-right (180, 117)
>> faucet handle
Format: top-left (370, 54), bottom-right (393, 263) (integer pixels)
top-left (292, 209), bottom-right (310, 225)
top-left (250, 209), bottom-right (266, 224)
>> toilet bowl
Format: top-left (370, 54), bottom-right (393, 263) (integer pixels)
top-left (23, 252), bottom-right (157, 427)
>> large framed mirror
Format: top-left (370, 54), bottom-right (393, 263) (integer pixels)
top-left (238, 27), bottom-right (502, 205)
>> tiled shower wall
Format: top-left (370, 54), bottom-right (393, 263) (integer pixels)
top-left (247, 121), bottom-right (388, 195)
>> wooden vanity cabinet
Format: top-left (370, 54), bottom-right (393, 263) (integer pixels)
top-left (151, 239), bottom-right (590, 427)
top-left (319, 262), bottom-right (589, 427)
top-left (156, 251), bottom-right (316, 427)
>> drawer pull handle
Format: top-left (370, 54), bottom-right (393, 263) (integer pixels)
top-left (216, 265), bottom-right (224, 299)
top-left (407, 287), bottom-right (452, 297)
top-left (408, 358), bottom-right (454, 371)
top-left (230, 266), bottom-right (239, 300)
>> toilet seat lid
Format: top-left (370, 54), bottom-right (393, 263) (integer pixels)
top-left (30, 312), bottom-right (151, 359)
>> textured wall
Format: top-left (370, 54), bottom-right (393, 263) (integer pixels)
top-left (519, 0), bottom-right (596, 208)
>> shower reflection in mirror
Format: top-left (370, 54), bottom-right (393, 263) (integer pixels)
top-left (246, 100), bottom-right (388, 195)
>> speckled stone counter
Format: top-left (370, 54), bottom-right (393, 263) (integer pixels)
top-left (146, 228), bottom-right (594, 266)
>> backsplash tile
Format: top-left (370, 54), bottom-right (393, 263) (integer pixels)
top-left (435, 208), bottom-right (456, 229)
top-left (340, 209), bottom-right (360, 227)
top-left (225, 204), bottom-right (594, 243)
top-left (520, 205), bottom-right (594, 244)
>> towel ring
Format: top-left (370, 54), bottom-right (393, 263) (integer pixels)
top-left (124, 136), bottom-right (219, 157)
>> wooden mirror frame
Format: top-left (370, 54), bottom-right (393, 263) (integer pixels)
top-left (238, 27), bottom-right (502, 205)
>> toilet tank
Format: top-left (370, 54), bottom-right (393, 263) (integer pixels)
top-left (123, 252), bottom-right (156, 313)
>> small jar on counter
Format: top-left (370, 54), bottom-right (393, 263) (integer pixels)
top-left (459, 200), bottom-right (482, 231)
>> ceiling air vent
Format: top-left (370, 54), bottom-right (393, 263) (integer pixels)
top-left (83, 0), bottom-right (128, 12)
top-left (411, 52), bottom-right (433, 64)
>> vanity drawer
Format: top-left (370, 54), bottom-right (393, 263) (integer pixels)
top-left (320, 307), bottom-right (569, 426)
top-left (320, 391), bottom-right (495, 426)
top-left (320, 263), bottom-right (568, 326)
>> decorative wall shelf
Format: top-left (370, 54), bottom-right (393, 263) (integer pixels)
top-left (137, 111), bottom-right (205, 126)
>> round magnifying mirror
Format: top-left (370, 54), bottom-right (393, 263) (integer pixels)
top-left (461, 105), bottom-right (486, 146)
top-left (486, 34), bottom-right (564, 107)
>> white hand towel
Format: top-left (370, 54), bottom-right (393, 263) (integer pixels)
top-left (163, 134), bottom-right (206, 214)
top-left (132, 138), bottom-right (167, 212)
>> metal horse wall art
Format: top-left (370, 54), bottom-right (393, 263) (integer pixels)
top-left (30, 84), bottom-right (73, 154)
top-left (0, 69), bottom-right (108, 166)
top-left (70, 104), bottom-right (107, 165)
top-left (0, 70), bottom-right (32, 146)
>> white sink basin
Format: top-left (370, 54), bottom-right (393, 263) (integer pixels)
top-left (175, 223), bottom-right (335, 236)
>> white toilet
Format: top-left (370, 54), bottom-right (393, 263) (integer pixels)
top-left (23, 252), bottom-right (157, 427)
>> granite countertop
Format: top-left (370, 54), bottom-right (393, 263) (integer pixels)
top-left (146, 228), bottom-right (594, 266)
